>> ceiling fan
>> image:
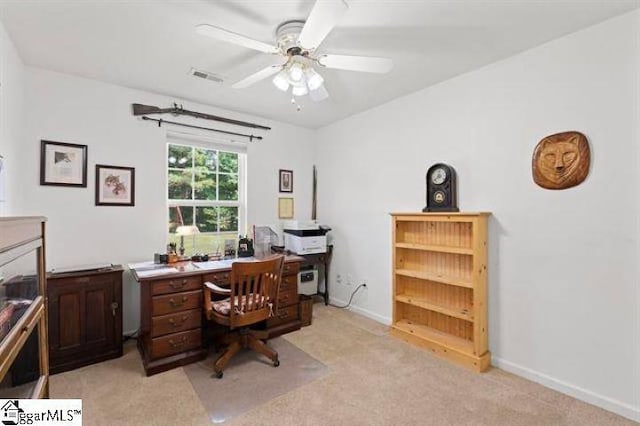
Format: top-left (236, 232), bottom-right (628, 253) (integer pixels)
top-left (195, 0), bottom-right (393, 103)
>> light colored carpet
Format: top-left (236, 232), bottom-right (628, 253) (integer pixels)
top-left (50, 304), bottom-right (636, 425)
top-left (184, 337), bottom-right (328, 423)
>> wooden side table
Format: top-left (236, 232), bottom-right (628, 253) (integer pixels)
top-left (272, 245), bottom-right (333, 305)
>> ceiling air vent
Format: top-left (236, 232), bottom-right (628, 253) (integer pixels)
top-left (189, 68), bottom-right (224, 84)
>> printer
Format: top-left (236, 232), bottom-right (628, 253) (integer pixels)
top-left (282, 220), bottom-right (330, 255)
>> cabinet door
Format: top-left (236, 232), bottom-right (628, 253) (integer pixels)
top-left (48, 276), bottom-right (116, 356)
top-left (84, 278), bottom-right (115, 347)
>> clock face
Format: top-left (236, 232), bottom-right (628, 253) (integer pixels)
top-left (431, 167), bottom-right (447, 185)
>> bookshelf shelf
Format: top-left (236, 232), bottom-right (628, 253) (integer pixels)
top-left (394, 269), bottom-right (473, 289)
top-left (394, 242), bottom-right (474, 255)
top-left (395, 294), bottom-right (474, 322)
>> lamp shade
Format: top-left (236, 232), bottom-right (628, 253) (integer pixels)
top-left (175, 225), bottom-right (200, 236)
top-left (288, 63), bottom-right (304, 82)
top-left (305, 68), bottom-right (324, 91)
top-left (272, 71), bottom-right (289, 91)
top-left (292, 84), bottom-right (309, 97)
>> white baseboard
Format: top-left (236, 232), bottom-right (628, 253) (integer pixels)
top-left (492, 356), bottom-right (640, 423)
top-left (329, 297), bottom-right (392, 325)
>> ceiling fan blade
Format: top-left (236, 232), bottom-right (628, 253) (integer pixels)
top-left (232, 64), bottom-right (283, 89)
top-left (309, 85), bottom-right (329, 102)
top-left (318, 54), bottom-right (393, 73)
top-left (196, 24), bottom-right (278, 54)
top-left (298, 0), bottom-right (349, 51)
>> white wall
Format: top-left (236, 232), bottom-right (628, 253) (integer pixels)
top-left (315, 10), bottom-right (640, 422)
top-left (16, 67), bottom-right (316, 333)
top-left (0, 20), bottom-right (24, 215)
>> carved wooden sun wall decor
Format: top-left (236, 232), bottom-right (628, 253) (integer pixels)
top-left (532, 131), bottom-right (590, 190)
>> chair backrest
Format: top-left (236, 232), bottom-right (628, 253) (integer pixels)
top-left (228, 255), bottom-right (285, 329)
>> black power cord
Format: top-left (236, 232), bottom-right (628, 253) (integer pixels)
top-left (123, 329), bottom-right (140, 342)
top-left (330, 283), bottom-right (367, 309)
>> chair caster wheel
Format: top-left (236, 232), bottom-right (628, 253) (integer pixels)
top-left (214, 371), bottom-right (223, 379)
top-left (273, 359), bottom-right (280, 367)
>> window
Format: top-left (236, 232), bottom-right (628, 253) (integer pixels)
top-left (167, 142), bottom-right (245, 256)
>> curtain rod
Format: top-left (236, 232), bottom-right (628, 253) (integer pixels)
top-left (141, 116), bottom-right (262, 142)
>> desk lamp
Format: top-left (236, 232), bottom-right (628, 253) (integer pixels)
top-left (175, 225), bottom-right (200, 256)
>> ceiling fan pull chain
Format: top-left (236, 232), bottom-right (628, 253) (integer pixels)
top-left (290, 97), bottom-right (302, 112)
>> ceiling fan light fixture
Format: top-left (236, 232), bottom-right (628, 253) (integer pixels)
top-left (272, 71), bottom-right (290, 91)
top-left (305, 68), bottom-right (324, 91)
top-left (292, 84), bottom-right (309, 97)
top-left (288, 63), bottom-right (304, 82)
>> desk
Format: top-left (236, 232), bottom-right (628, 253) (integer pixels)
top-left (272, 245), bottom-right (333, 305)
top-left (130, 256), bottom-right (302, 376)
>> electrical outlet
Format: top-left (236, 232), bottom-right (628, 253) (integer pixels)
top-left (336, 274), bottom-right (342, 284)
top-left (361, 277), bottom-right (368, 287)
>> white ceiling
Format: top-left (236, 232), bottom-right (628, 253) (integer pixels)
top-left (1, 0), bottom-right (638, 128)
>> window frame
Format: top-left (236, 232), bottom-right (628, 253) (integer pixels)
top-left (166, 139), bottom-right (246, 252)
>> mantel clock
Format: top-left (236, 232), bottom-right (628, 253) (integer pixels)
top-left (423, 163), bottom-right (459, 212)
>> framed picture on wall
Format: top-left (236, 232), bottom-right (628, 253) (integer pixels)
top-left (278, 197), bottom-right (294, 219)
top-left (95, 164), bottom-right (135, 206)
top-left (279, 169), bottom-right (293, 193)
top-left (40, 140), bottom-right (88, 187)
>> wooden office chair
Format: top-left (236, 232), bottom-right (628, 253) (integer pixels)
top-left (203, 255), bottom-right (285, 378)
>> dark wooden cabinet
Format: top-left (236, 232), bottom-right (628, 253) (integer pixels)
top-left (47, 266), bottom-right (123, 374)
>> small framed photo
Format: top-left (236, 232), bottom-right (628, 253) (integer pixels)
top-left (279, 169), bottom-right (293, 193)
top-left (278, 197), bottom-right (294, 219)
top-left (40, 140), bottom-right (88, 187)
top-left (95, 165), bottom-right (135, 206)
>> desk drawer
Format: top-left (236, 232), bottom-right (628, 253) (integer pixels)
top-left (283, 262), bottom-right (299, 276)
top-left (152, 290), bottom-right (202, 316)
top-left (267, 304), bottom-right (298, 327)
top-left (278, 286), bottom-right (297, 308)
top-left (151, 309), bottom-right (202, 337)
top-left (280, 275), bottom-right (297, 291)
top-left (151, 329), bottom-right (201, 359)
top-left (152, 276), bottom-right (201, 296)
top-left (203, 271), bottom-right (230, 286)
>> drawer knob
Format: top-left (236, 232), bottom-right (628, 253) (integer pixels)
top-left (169, 296), bottom-right (188, 308)
top-left (168, 337), bottom-right (188, 348)
top-left (168, 315), bottom-right (189, 327)
top-left (169, 279), bottom-right (188, 289)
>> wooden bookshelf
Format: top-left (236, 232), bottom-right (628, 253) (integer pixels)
top-left (390, 212), bottom-right (490, 372)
